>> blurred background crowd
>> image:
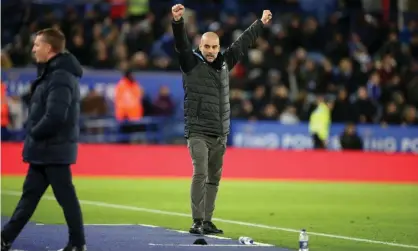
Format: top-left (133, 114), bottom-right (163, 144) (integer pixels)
top-left (1, 0), bottom-right (418, 147)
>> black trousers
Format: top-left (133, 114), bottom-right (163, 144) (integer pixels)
top-left (312, 134), bottom-right (326, 149)
top-left (1, 164), bottom-right (85, 246)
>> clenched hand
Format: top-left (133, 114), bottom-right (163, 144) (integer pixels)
top-left (261, 10), bottom-right (273, 25)
top-left (172, 4), bottom-right (185, 21)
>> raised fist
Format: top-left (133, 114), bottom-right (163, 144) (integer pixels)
top-left (261, 10), bottom-right (272, 24)
top-left (172, 4), bottom-right (185, 21)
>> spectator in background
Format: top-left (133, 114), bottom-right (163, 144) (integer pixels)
top-left (126, 0), bottom-right (149, 24)
top-left (381, 101), bottom-right (401, 125)
top-left (294, 91), bottom-right (316, 121)
top-left (409, 32), bottom-right (418, 58)
top-left (80, 88), bottom-right (108, 135)
top-left (251, 85), bottom-right (268, 116)
top-left (280, 105), bottom-right (300, 124)
top-left (229, 89), bottom-right (244, 118)
top-left (334, 58), bottom-right (359, 95)
top-left (131, 51), bottom-right (149, 70)
top-left (114, 69), bottom-right (144, 121)
top-left (81, 88), bottom-right (108, 117)
top-left (91, 39), bottom-right (114, 69)
top-left (7, 96), bottom-right (26, 131)
top-left (406, 75), bottom-right (418, 108)
top-left (352, 86), bottom-right (376, 123)
top-left (114, 69), bottom-right (146, 142)
top-left (339, 123), bottom-right (363, 150)
top-left (1, 51), bottom-right (13, 69)
top-left (259, 103), bottom-right (278, 121)
top-left (150, 24), bottom-right (177, 70)
top-left (366, 71), bottom-right (381, 102)
top-left (325, 33), bottom-right (350, 65)
top-left (236, 100), bottom-right (256, 120)
top-left (109, 0), bottom-right (127, 24)
top-left (376, 54), bottom-right (397, 86)
top-left (402, 106), bottom-right (418, 126)
top-left (332, 88), bottom-right (352, 122)
top-left (68, 32), bottom-right (90, 66)
top-left (271, 85), bottom-right (290, 114)
top-left (377, 31), bottom-right (402, 58)
top-left (152, 85), bottom-right (174, 116)
top-left (381, 74), bottom-right (402, 103)
top-left (393, 91), bottom-right (407, 112)
top-left (297, 58), bottom-right (320, 94)
top-left (399, 20), bottom-right (417, 44)
top-left (3, 36), bottom-right (31, 67)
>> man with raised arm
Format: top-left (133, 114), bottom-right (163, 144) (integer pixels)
top-left (171, 4), bottom-right (273, 235)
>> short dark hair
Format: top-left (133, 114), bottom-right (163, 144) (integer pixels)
top-left (36, 28), bottom-right (66, 53)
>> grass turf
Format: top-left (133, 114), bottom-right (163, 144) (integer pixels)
top-left (1, 176), bottom-right (418, 251)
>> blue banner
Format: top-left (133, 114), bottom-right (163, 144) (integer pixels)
top-left (2, 68), bottom-right (185, 101)
top-left (2, 68), bottom-right (186, 114)
top-left (231, 121), bottom-right (418, 153)
top-left (3, 68), bottom-right (418, 153)
top-left (2, 68), bottom-right (186, 117)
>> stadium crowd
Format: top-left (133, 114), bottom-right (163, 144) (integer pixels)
top-left (1, 0), bottom-right (418, 131)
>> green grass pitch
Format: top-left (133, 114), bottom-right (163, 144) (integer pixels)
top-left (2, 176), bottom-right (418, 251)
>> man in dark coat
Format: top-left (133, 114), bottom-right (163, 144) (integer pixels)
top-left (171, 4), bottom-right (272, 235)
top-left (1, 28), bottom-right (87, 251)
top-left (339, 123), bottom-right (363, 150)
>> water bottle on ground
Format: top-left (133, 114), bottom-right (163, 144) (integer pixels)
top-left (239, 236), bottom-right (254, 245)
top-left (299, 229), bottom-right (309, 251)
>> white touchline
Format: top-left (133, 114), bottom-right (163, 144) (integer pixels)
top-left (148, 243), bottom-right (273, 247)
top-left (37, 220), bottom-right (273, 246)
top-left (2, 190), bottom-right (418, 249)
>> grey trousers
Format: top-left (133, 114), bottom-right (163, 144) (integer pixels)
top-left (187, 133), bottom-right (227, 221)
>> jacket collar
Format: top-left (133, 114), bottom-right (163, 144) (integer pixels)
top-left (193, 49), bottom-right (225, 71)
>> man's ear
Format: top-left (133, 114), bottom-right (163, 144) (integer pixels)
top-left (46, 44), bottom-right (53, 54)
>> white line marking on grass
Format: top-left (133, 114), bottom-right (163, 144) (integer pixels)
top-left (87, 224), bottom-right (138, 226)
top-left (139, 224), bottom-right (159, 228)
top-left (37, 223), bottom-right (140, 226)
top-left (32, 217), bottom-right (271, 245)
top-left (148, 243), bottom-right (272, 247)
top-left (34, 218), bottom-right (273, 246)
top-left (253, 243), bottom-right (274, 247)
top-left (3, 190), bottom-right (418, 249)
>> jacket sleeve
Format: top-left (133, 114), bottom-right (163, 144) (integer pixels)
top-left (172, 17), bottom-right (197, 73)
top-left (223, 19), bottom-right (264, 71)
top-left (30, 72), bottom-right (73, 140)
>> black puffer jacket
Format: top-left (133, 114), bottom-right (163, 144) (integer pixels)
top-left (172, 17), bottom-right (264, 137)
top-left (23, 52), bottom-right (82, 165)
top-left (182, 50), bottom-right (230, 137)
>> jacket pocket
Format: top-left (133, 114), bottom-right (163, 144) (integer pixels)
top-left (196, 97), bottom-right (202, 119)
top-left (46, 135), bottom-right (66, 146)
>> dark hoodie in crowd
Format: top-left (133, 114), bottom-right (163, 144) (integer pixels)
top-left (339, 123), bottom-right (363, 150)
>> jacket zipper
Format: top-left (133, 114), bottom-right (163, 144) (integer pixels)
top-left (219, 76), bottom-right (223, 135)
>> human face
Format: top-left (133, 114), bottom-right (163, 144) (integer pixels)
top-left (199, 35), bottom-right (220, 62)
top-left (32, 35), bottom-right (52, 63)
